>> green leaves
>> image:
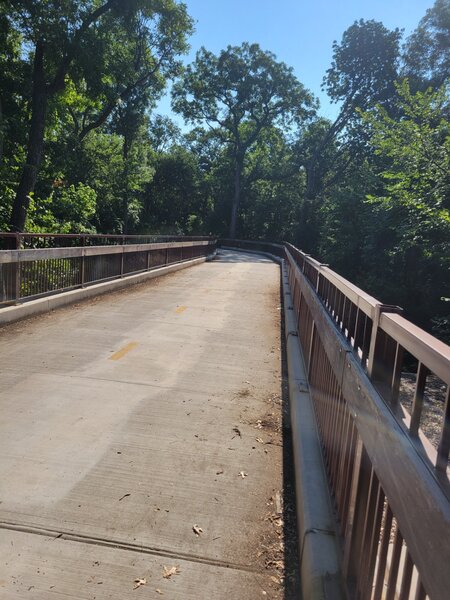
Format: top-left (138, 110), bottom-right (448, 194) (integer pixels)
top-left (402, 0), bottom-right (450, 90)
top-left (362, 80), bottom-right (450, 219)
top-left (173, 43), bottom-right (315, 139)
top-left (172, 42), bottom-right (315, 235)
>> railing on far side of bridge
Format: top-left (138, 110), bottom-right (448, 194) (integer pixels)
top-left (221, 238), bottom-right (450, 600)
top-left (0, 233), bottom-right (217, 305)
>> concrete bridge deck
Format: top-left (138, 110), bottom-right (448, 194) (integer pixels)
top-left (0, 251), bottom-right (299, 599)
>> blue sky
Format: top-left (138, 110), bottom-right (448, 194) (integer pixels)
top-left (156, 0), bottom-right (435, 125)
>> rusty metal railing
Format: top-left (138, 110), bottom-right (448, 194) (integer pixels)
top-left (0, 232), bottom-right (211, 249)
top-left (220, 238), bottom-right (450, 600)
top-left (0, 238), bottom-right (216, 304)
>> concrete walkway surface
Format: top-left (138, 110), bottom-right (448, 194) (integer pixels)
top-left (0, 250), bottom-right (300, 599)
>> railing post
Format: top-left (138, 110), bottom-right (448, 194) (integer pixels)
top-left (120, 237), bottom-right (125, 278)
top-left (81, 235), bottom-right (86, 288)
top-left (14, 259), bottom-right (20, 302)
top-left (436, 386), bottom-right (450, 472)
top-left (366, 303), bottom-right (403, 379)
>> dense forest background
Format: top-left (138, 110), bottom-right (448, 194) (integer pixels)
top-left (0, 0), bottom-right (449, 339)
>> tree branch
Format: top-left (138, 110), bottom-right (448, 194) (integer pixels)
top-left (47, 0), bottom-right (120, 95)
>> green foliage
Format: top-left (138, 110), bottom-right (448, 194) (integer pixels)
top-left (25, 183), bottom-right (96, 233)
top-left (0, 1), bottom-right (448, 341)
top-left (172, 42), bottom-right (315, 235)
top-left (402, 0), bottom-right (450, 90)
top-left (363, 81), bottom-right (450, 235)
top-left (142, 146), bottom-right (209, 233)
top-left (325, 19), bottom-right (401, 109)
top-left (353, 80), bottom-right (450, 328)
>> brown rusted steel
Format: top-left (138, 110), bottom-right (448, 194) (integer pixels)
top-left (415, 579), bottom-right (426, 600)
top-left (437, 386), bottom-right (450, 473)
top-left (409, 363), bottom-right (429, 437)
top-left (398, 551), bottom-right (414, 600)
top-left (385, 526), bottom-right (404, 600)
top-left (373, 504), bottom-right (393, 599)
top-left (277, 241), bottom-right (450, 600)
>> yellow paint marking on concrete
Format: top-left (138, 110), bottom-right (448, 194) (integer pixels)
top-left (175, 306), bottom-right (187, 314)
top-left (109, 342), bottom-right (139, 361)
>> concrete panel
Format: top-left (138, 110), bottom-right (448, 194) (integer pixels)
top-left (0, 251), bottom-right (292, 599)
top-left (0, 529), bottom-right (273, 599)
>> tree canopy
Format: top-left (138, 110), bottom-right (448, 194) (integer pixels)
top-left (0, 0), bottom-right (449, 339)
top-left (172, 42), bottom-right (315, 236)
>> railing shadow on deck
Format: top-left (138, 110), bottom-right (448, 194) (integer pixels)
top-left (279, 281), bottom-right (303, 599)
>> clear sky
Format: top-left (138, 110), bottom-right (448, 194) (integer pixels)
top-left (156, 0), bottom-right (435, 125)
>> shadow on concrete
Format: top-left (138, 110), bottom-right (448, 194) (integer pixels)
top-left (279, 274), bottom-right (303, 599)
top-left (213, 249), bottom-right (273, 264)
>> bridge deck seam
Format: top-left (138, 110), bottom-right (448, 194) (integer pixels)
top-left (0, 521), bottom-right (260, 574)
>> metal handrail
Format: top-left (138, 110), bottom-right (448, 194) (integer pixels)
top-left (0, 232), bottom-right (213, 248)
top-left (219, 238), bottom-right (450, 600)
top-left (0, 239), bottom-right (217, 304)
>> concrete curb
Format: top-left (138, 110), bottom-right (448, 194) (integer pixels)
top-left (0, 257), bottom-right (207, 327)
top-left (281, 261), bottom-right (346, 600)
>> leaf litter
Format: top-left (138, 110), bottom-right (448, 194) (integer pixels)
top-left (163, 566), bottom-right (181, 579)
top-left (133, 578), bottom-right (146, 590)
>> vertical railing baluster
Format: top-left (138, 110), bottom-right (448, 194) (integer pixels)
top-left (436, 386), bottom-right (450, 472)
top-left (410, 363), bottom-right (428, 436)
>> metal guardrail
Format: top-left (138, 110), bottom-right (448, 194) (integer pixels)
top-left (0, 232), bottom-right (209, 249)
top-left (0, 238), bottom-right (216, 304)
top-left (220, 238), bottom-right (450, 600)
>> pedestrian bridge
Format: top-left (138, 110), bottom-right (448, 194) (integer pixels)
top-left (0, 235), bottom-right (449, 600)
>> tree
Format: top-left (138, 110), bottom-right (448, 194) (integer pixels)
top-left (141, 146), bottom-right (209, 233)
top-left (402, 0), bottom-right (450, 91)
top-left (4, 0), bottom-right (193, 233)
top-left (111, 98), bottom-right (154, 233)
top-left (361, 80), bottom-right (450, 329)
top-left (303, 20), bottom-right (401, 201)
top-left (172, 42), bottom-right (315, 237)
top-left (149, 114), bottom-right (182, 153)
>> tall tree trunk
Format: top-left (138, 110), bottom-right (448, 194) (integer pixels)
top-left (9, 41), bottom-right (47, 233)
top-left (229, 156), bottom-right (243, 239)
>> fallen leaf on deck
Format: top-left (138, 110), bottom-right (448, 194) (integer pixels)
top-left (192, 524), bottom-right (203, 536)
top-left (163, 566), bottom-right (181, 579)
top-left (133, 578), bottom-right (147, 589)
top-left (239, 471), bottom-right (248, 478)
